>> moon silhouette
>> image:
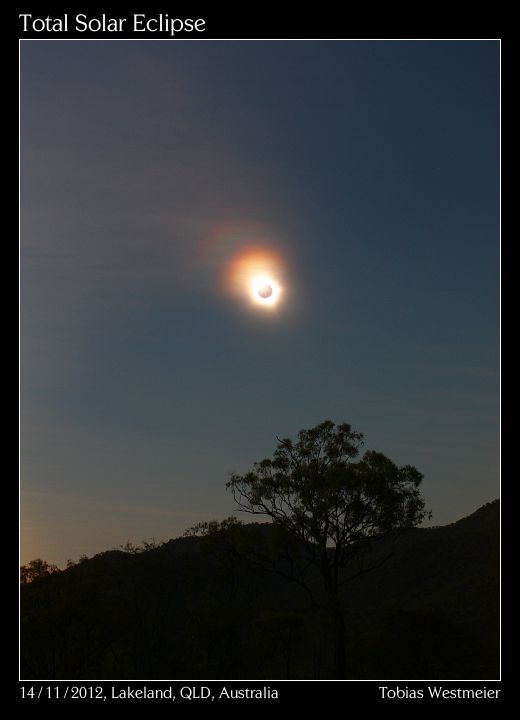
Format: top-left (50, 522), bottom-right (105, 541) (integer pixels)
top-left (258, 284), bottom-right (273, 299)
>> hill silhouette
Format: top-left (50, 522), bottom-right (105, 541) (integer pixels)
top-left (21, 500), bottom-right (499, 680)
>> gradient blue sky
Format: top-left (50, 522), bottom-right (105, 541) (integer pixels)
top-left (21, 40), bottom-right (499, 566)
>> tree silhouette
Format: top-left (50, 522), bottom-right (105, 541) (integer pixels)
top-left (226, 419), bottom-right (430, 679)
top-left (20, 558), bottom-right (60, 584)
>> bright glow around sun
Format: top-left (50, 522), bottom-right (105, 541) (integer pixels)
top-left (224, 246), bottom-right (285, 311)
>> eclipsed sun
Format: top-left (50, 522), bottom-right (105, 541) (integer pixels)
top-left (225, 247), bottom-right (284, 310)
top-left (250, 275), bottom-right (280, 306)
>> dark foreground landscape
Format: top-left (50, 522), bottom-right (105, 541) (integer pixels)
top-left (21, 500), bottom-right (499, 680)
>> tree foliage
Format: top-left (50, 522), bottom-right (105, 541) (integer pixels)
top-left (227, 420), bottom-right (429, 568)
top-left (20, 558), bottom-right (60, 584)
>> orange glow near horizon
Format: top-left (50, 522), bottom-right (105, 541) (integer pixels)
top-left (225, 246), bottom-right (285, 310)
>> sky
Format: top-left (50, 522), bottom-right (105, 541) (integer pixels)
top-left (20, 40), bottom-right (499, 567)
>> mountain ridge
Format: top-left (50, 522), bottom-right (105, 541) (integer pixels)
top-left (21, 499), bottom-right (499, 680)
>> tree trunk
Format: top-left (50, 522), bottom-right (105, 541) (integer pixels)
top-left (330, 596), bottom-right (346, 679)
